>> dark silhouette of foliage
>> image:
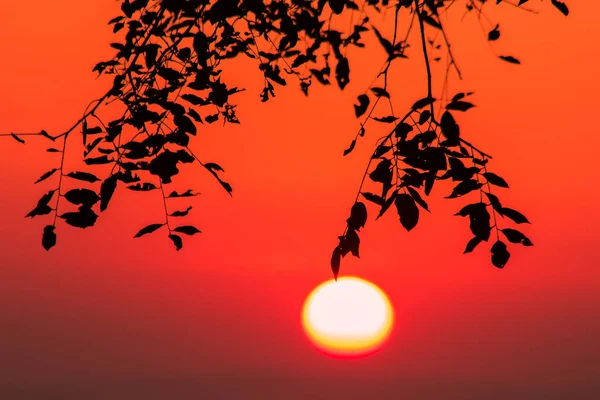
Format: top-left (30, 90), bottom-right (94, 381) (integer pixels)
top-left (1, 0), bottom-right (569, 279)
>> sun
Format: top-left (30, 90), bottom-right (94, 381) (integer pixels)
top-left (302, 276), bottom-right (394, 357)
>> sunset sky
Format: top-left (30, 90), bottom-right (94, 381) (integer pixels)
top-left (1, 1), bottom-right (599, 398)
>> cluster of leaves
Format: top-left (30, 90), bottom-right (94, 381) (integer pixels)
top-left (2, 0), bottom-right (567, 276)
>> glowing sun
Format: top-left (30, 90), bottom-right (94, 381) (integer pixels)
top-left (302, 276), bottom-right (394, 357)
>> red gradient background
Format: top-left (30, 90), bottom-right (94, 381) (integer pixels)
top-left (1, 1), bottom-right (599, 398)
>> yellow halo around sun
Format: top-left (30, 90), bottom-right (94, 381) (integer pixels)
top-left (302, 276), bottom-right (394, 357)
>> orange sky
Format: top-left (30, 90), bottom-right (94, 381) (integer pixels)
top-left (1, 1), bottom-right (599, 398)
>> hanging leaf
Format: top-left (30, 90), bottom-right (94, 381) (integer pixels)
top-left (170, 206), bottom-right (193, 217)
top-left (407, 187), bottom-right (429, 212)
top-left (488, 25), bottom-right (500, 41)
top-left (173, 225), bottom-right (201, 235)
top-left (491, 240), bottom-right (510, 268)
top-left (100, 175), bottom-right (118, 211)
top-left (483, 172), bottom-right (509, 188)
top-left (446, 101), bottom-right (475, 112)
top-left (169, 234), bottom-right (183, 251)
top-left (343, 139), bottom-right (356, 156)
top-left (354, 94), bottom-right (370, 117)
top-left (501, 228), bottom-right (533, 246)
top-left (371, 87), bottom-right (390, 98)
top-left (60, 207), bottom-right (98, 228)
top-left (464, 236), bottom-right (483, 254)
top-left (446, 179), bottom-right (482, 198)
top-left (42, 225), bottom-right (57, 251)
top-left (551, 0), bottom-right (569, 16)
top-left (499, 55), bottom-right (521, 64)
top-left (331, 246), bottom-right (341, 281)
top-left (411, 96), bottom-right (435, 110)
top-left (395, 193), bottom-right (419, 231)
top-left (10, 133), bottom-right (25, 144)
top-left (64, 189), bottom-right (100, 208)
top-left (501, 207), bottom-right (530, 224)
top-left (347, 202), bottom-right (367, 231)
top-left (361, 192), bottom-right (384, 206)
top-left (26, 190), bottom-right (56, 218)
top-left (134, 223), bottom-right (165, 238)
top-left (66, 171), bottom-right (100, 183)
top-left (33, 168), bottom-right (59, 184)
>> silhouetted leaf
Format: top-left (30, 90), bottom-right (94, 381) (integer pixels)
top-left (488, 25), bottom-right (500, 41)
top-left (394, 122), bottom-right (413, 138)
top-left (34, 168), bottom-right (58, 184)
top-left (501, 207), bottom-right (530, 224)
top-left (491, 240), bottom-right (510, 268)
top-left (464, 236), bottom-right (483, 254)
top-left (395, 193), bottom-right (419, 231)
top-left (85, 155), bottom-right (113, 165)
top-left (100, 175), bottom-right (118, 211)
top-left (26, 190), bottom-right (56, 218)
top-left (168, 190), bottom-right (199, 198)
top-left (10, 133), bottom-right (25, 144)
top-left (361, 192), bottom-right (384, 206)
top-left (335, 56), bottom-right (350, 90)
top-left (483, 172), bottom-right (509, 188)
top-left (66, 171), bottom-right (100, 183)
top-left (440, 111), bottom-right (460, 143)
top-left (134, 223), bottom-right (165, 238)
top-left (499, 55), bottom-right (520, 64)
top-left (169, 206), bottom-right (192, 217)
top-left (343, 139), bottom-right (356, 156)
top-left (501, 228), bottom-right (533, 246)
top-left (446, 179), bottom-right (482, 198)
top-left (64, 189), bottom-right (100, 208)
top-left (411, 96), bottom-right (435, 110)
top-left (372, 116), bottom-right (398, 123)
top-left (47, 148), bottom-right (61, 153)
top-left (331, 246), bottom-right (341, 280)
top-left (173, 225), bottom-right (201, 235)
top-left (551, 0), bottom-right (569, 16)
top-left (169, 234), bottom-right (183, 251)
top-left (372, 27), bottom-right (394, 55)
top-left (468, 203), bottom-right (491, 241)
top-left (371, 87), bottom-right (390, 98)
top-left (354, 94), bottom-right (370, 117)
top-left (446, 101), bottom-right (475, 112)
top-left (42, 225), bottom-right (56, 251)
top-left (347, 202), bottom-right (367, 231)
top-left (345, 228), bottom-right (360, 258)
top-left (40, 130), bottom-right (54, 141)
top-left (60, 207), bottom-right (98, 228)
top-left (127, 182), bottom-right (157, 191)
top-left (407, 187), bottom-right (429, 212)
top-left (484, 192), bottom-right (504, 216)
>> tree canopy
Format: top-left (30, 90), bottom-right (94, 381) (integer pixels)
top-left (1, 0), bottom-right (569, 279)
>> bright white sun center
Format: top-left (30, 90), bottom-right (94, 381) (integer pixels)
top-left (302, 277), bottom-right (393, 356)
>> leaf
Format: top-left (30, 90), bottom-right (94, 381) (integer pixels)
top-left (372, 27), bottom-right (393, 55)
top-left (491, 240), bottom-right (510, 268)
top-left (551, 0), bottom-right (569, 16)
top-left (395, 193), bottom-right (419, 231)
top-left (377, 190), bottom-right (397, 220)
top-left (361, 192), bottom-right (384, 206)
top-left (488, 25), bottom-right (500, 41)
top-left (344, 229), bottom-right (360, 258)
top-left (42, 225), bottom-right (57, 251)
top-left (411, 96), bottom-right (435, 110)
top-left (372, 116), bottom-right (398, 123)
top-left (501, 207), bottom-right (530, 224)
top-left (64, 189), bottom-right (100, 208)
top-left (134, 223), bottom-right (165, 238)
top-left (85, 155), bottom-right (113, 165)
top-left (499, 55), bottom-right (521, 64)
top-left (464, 236), bottom-right (483, 254)
top-left (468, 203), bottom-right (491, 241)
top-left (40, 130), bottom-right (55, 141)
top-left (354, 94), bottom-right (370, 117)
top-left (47, 148), bottom-right (61, 153)
top-left (483, 172), bottom-right (509, 188)
top-left (331, 246), bottom-right (341, 281)
top-left (100, 175), bottom-right (118, 211)
top-left (394, 122), bottom-right (413, 138)
top-left (169, 234), bottom-right (183, 251)
top-left (501, 228), bottom-right (533, 246)
top-left (407, 187), bottom-right (429, 212)
top-left (343, 139), bottom-right (356, 156)
top-left (127, 182), bottom-right (157, 191)
top-left (173, 225), bottom-right (201, 235)
top-left (446, 179), bottom-right (482, 198)
top-left (440, 111), bottom-right (460, 143)
top-left (371, 87), bottom-right (390, 98)
top-left (170, 206), bottom-right (192, 217)
top-left (335, 56), bottom-right (350, 90)
top-left (60, 207), bottom-right (98, 229)
top-left (10, 133), bottom-right (25, 144)
top-left (66, 171), bottom-right (100, 183)
top-left (26, 190), bottom-right (56, 218)
top-left (347, 202), bottom-right (367, 231)
top-left (484, 192), bottom-right (504, 216)
top-left (446, 101), bottom-right (475, 112)
top-left (34, 168), bottom-right (58, 184)
top-left (168, 190), bottom-right (199, 198)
